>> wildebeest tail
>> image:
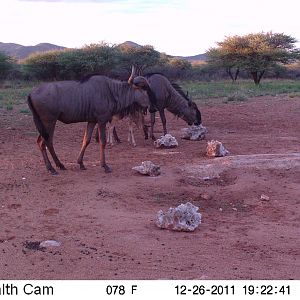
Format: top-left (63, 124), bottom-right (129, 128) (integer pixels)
top-left (27, 95), bottom-right (49, 140)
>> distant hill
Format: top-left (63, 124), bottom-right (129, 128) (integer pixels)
top-left (118, 41), bottom-right (142, 49)
top-left (0, 40), bottom-right (207, 62)
top-left (0, 42), bottom-right (66, 60)
top-left (179, 53), bottom-right (207, 62)
top-left (117, 41), bottom-right (207, 62)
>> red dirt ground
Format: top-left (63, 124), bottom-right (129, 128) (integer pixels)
top-left (0, 95), bottom-right (299, 280)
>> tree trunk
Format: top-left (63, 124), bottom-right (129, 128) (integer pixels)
top-left (227, 67), bottom-right (239, 83)
top-left (234, 68), bottom-right (240, 81)
top-left (226, 67), bottom-right (234, 82)
top-left (257, 70), bottom-right (265, 84)
top-left (251, 71), bottom-right (259, 85)
top-left (251, 70), bottom-right (265, 85)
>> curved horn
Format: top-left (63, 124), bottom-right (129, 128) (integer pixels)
top-left (128, 65), bottom-right (137, 84)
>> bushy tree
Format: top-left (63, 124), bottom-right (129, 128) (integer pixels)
top-left (82, 43), bottom-right (119, 74)
top-left (118, 44), bottom-right (161, 74)
top-left (207, 32), bottom-right (300, 84)
top-left (207, 47), bottom-right (240, 82)
top-left (0, 52), bottom-right (15, 80)
top-left (23, 51), bottom-right (61, 80)
top-left (23, 43), bottom-right (119, 80)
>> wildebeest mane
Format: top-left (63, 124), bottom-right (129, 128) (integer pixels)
top-left (79, 73), bottom-right (104, 83)
top-left (171, 82), bottom-right (189, 101)
top-left (145, 72), bottom-right (189, 101)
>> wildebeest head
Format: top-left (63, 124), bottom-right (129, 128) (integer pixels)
top-left (128, 66), bottom-right (156, 109)
top-left (179, 93), bottom-right (202, 126)
top-left (188, 100), bottom-right (202, 126)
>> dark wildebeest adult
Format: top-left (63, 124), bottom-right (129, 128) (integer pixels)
top-left (145, 73), bottom-right (202, 139)
top-left (27, 74), bottom-right (153, 175)
top-left (109, 73), bottom-right (202, 142)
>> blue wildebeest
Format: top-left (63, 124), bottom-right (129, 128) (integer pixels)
top-left (144, 73), bottom-right (202, 140)
top-left (27, 73), bottom-right (153, 175)
top-left (109, 73), bottom-right (202, 143)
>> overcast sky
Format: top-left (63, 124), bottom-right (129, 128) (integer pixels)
top-left (1, 0), bottom-right (299, 56)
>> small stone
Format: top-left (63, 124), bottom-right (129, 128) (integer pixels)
top-left (200, 193), bottom-right (212, 200)
top-left (260, 194), bottom-right (270, 201)
top-left (39, 240), bottom-right (61, 248)
top-left (132, 161), bottom-right (161, 176)
top-left (206, 140), bottom-right (229, 157)
top-left (154, 134), bottom-right (178, 148)
top-left (156, 202), bottom-right (202, 231)
top-left (232, 207), bottom-right (237, 211)
top-left (181, 125), bottom-right (207, 141)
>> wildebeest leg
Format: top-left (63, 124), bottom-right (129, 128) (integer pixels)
top-left (94, 126), bottom-right (99, 143)
top-left (98, 122), bottom-right (111, 173)
top-left (112, 127), bottom-right (121, 143)
top-left (44, 126), bottom-right (66, 171)
top-left (127, 120), bottom-right (136, 147)
top-left (106, 123), bottom-right (114, 146)
top-left (77, 122), bottom-right (96, 170)
top-left (107, 121), bottom-right (121, 146)
top-left (98, 124), bottom-right (120, 145)
top-left (150, 112), bottom-right (156, 140)
top-left (140, 114), bottom-right (148, 140)
top-left (159, 110), bottom-right (167, 135)
top-left (37, 135), bottom-right (58, 175)
top-left (143, 124), bottom-right (149, 139)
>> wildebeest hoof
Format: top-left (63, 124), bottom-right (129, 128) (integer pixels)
top-left (103, 165), bottom-right (112, 173)
top-left (79, 164), bottom-right (87, 170)
top-left (58, 164), bottom-right (66, 170)
top-left (50, 169), bottom-right (58, 175)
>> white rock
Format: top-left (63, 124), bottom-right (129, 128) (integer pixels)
top-left (39, 240), bottom-right (61, 248)
top-left (206, 140), bottom-right (229, 157)
top-left (154, 134), bottom-right (178, 148)
top-left (181, 125), bottom-right (207, 141)
top-left (156, 202), bottom-right (202, 231)
top-left (260, 194), bottom-right (270, 201)
top-left (132, 161), bottom-right (161, 176)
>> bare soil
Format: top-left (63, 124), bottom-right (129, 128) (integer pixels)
top-left (0, 95), bottom-right (299, 280)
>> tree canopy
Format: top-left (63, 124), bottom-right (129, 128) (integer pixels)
top-left (0, 52), bottom-right (15, 80)
top-left (117, 44), bottom-right (161, 75)
top-left (207, 32), bottom-right (300, 84)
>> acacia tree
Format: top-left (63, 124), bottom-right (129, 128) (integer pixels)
top-left (207, 47), bottom-right (240, 82)
top-left (117, 44), bottom-right (161, 75)
top-left (208, 32), bottom-right (300, 84)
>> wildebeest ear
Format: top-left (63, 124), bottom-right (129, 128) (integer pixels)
top-left (132, 76), bottom-right (150, 90)
top-left (128, 65), bottom-right (137, 84)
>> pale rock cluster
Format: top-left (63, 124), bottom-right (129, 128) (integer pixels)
top-left (206, 140), bottom-right (229, 157)
top-left (181, 124), bottom-right (208, 141)
top-left (154, 134), bottom-right (178, 148)
top-left (156, 202), bottom-right (202, 231)
top-left (132, 161), bottom-right (161, 176)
